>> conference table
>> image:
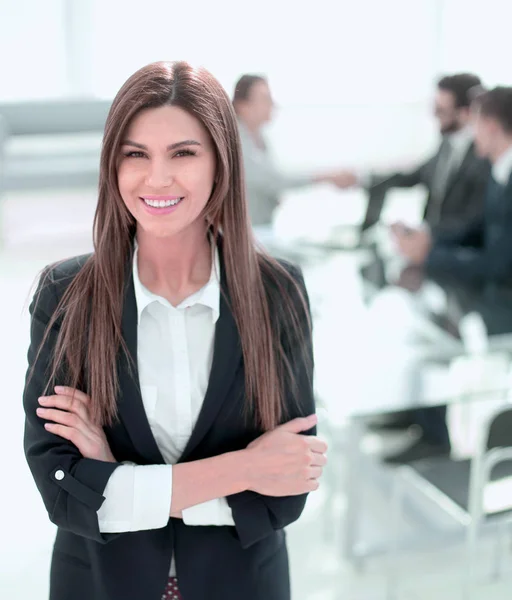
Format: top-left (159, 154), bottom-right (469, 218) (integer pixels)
top-left (259, 226), bottom-right (512, 565)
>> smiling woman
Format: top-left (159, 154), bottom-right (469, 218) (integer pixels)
top-left (22, 61), bottom-right (325, 600)
top-left (117, 105), bottom-right (216, 239)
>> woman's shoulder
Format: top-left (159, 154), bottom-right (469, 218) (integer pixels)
top-left (258, 255), bottom-right (308, 315)
top-left (275, 258), bottom-right (304, 283)
top-left (46, 253), bottom-right (93, 288)
top-left (260, 255), bottom-right (305, 291)
top-left (33, 253), bottom-right (93, 313)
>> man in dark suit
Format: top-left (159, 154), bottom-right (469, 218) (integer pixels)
top-left (339, 73), bottom-right (491, 235)
top-left (387, 86), bottom-right (512, 463)
top-left (348, 74), bottom-right (492, 434)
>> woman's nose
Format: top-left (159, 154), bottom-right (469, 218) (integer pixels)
top-left (145, 159), bottom-right (174, 188)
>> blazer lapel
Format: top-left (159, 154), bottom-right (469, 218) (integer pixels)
top-left (443, 142), bottom-right (475, 200)
top-left (114, 240), bottom-right (242, 464)
top-left (117, 270), bottom-right (165, 465)
top-left (180, 248), bottom-right (243, 460)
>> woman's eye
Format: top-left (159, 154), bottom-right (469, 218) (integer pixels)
top-left (124, 151), bottom-right (146, 158)
top-left (122, 149), bottom-right (196, 159)
top-left (174, 149), bottom-right (196, 158)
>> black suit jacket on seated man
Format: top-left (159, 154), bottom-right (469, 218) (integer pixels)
top-left (426, 172), bottom-right (512, 286)
top-left (363, 142), bottom-right (491, 235)
top-left (385, 172), bottom-right (512, 461)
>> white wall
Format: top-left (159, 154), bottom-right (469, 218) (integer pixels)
top-left (0, 0), bottom-right (510, 177)
top-left (85, 0), bottom-right (439, 104)
top-left (0, 0), bottom-right (67, 100)
top-left (437, 0), bottom-right (512, 86)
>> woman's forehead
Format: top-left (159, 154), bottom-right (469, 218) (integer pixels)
top-left (125, 105), bottom-right (209, 143)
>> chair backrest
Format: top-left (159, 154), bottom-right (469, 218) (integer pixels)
top-left (0, 99), bottom-right (111, 136)
top-left (486, 407), bottom-right (512, 450)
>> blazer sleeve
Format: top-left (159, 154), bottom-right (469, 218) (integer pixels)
top-left (23, 268), bottom-right (121, 543)
top-left (367, 155), bottom-right (434, 193)
top-left (227, 265), bottom-right (316, 549)
top-left (426, 212), bottom-right (512, 284)
top-left (432, 213), bottom-right (486, 248)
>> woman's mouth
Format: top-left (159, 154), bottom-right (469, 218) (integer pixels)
top-left (141, 196), bottom-right (184, 208)
top-left (140, 196), bottom-right (184, 215)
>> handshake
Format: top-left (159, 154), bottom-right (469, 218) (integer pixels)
top-left (314, 169), bottom-right (360, 190)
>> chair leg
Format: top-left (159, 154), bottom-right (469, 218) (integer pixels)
top-left (491, 520), bottom-right (507, 580)
top-left (464, 495), bottom-right (484, 600)
top-left (323, 431), bottom-right (340, 544)
top-left (385, 470), bottom-right (404, 600)
top-left (463, 517), bottom-right (478, 600)
top-left (341, 419), bottom-right (366, 567)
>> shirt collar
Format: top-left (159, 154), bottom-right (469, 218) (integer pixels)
top-left (492, 144), bottom-right (512, 186)
top-left (132, 241), bottom-right (221, 324)
top-left (447, 125), bottom-right (474, 153)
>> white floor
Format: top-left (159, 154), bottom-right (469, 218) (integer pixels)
top-left (1, 187), bottom-right (511, 600)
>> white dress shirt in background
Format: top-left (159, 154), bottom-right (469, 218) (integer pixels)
top-left (492, 143), bottom-right (512, 185)
top-left (97, 242), bottom-right (235, 577)
top-left (445, 124), bottom-right (474, 174)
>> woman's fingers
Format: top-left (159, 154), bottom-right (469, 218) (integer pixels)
top-left (38, 393), bottom-right (90, 422)
top-left (308, 466), bottom-right (323, 480)
top-left (307, 436), bottom-right (328, 454)
top-left (37, 408), bottom-right (97, 448)
top-left (37, 407), bottom-right (84, 430)
top-left (38, 390), bottom-right (115, 463)
top-left (306, 479), bottom-right (320, 492)
top-left (310, 452), bottom-right (327, 467)
top-left (277, 414), bottom-right (318, 434)
top-left (43, 420), bottom-right (96, 456)
top-left (54, 386), bottom-right (90, 404)
top-left (44, 422), bottom-right (86, 448)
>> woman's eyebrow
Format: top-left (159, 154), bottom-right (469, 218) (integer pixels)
top-left (121, 139), bottom-right (202, 150)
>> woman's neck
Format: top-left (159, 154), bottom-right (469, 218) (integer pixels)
top-left (135, 224), bottom-right (212, 305)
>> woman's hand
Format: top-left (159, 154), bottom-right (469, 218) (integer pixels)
top-left (245, 414), bottom-right (327, 497)
top-left (37, 386), bottom-right (116, 463)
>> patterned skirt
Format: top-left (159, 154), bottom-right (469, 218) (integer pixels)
top-left (161, 577), bottom-right (182, 600)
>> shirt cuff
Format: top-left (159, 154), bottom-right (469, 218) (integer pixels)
top-left (182, 497), bottom-right (235, 526)
top-left (97, 464), bottom-right (172, 533)
top-left (358, 170), bottom-right (372, 187)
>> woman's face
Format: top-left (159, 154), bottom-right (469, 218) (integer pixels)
top-left (239, 80), bottom-right (274, 127)
top-left (117, 105), bottom-right (216, 240)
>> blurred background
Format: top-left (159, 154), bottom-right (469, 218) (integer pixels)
top-left (3, 0), bottom-right (512, 599)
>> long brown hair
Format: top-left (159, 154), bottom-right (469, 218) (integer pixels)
top-left (34, 61), bottom-right (311, 431)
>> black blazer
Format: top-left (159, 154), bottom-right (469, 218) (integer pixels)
top-left (426, 173), bottom-right (512, 286)
top-left (362, 142), bottom-right (491, 235)
top-left (22, 246), bottom-right (315, 600)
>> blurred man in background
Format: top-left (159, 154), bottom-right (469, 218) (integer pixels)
top-left (387, 86), bottom-right (512, 463)
top-left (340, 74), bottom-right (490, 236)
top-left (233, 74), bottom-right (349, 230)
top-left (396, 86), bottom-right (512, 284)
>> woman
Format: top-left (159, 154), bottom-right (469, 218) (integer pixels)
top-left (23, 61), bottom-right (326, 600)
top-left (233, 74), bottom-right (347, 230)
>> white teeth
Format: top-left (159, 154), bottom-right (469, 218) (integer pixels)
top-left (143, 198), bottom-right (182, 208)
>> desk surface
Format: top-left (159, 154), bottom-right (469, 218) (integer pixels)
top-left (260, 232), bottom-right (512, 422)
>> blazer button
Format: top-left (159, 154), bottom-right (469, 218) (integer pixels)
top-left (54, 470), bottom-right (65, 481)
